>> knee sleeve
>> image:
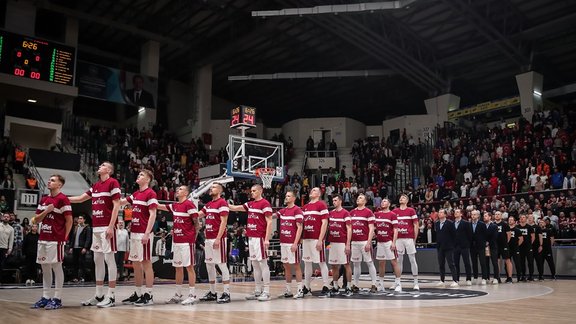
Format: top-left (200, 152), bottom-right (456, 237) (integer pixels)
top-left (218, 263), bottom-right (230, 282)
top-left (408, 254), bottom-right (419, 276)
top-left (94, 252), bottom-right (105, 281)
top-left (207, 263), bottom-right (217, 281)
top-left (105, 253), bottom-right (117, 281)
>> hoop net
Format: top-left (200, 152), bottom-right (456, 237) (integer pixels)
top-left (255, 167), bottom-right (276, 189)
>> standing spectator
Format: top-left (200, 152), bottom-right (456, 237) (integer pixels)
top-left (0, 195), bottom-right (9, 213)
top-left (115, 221), bottom-right (129, 281)
top-left (551, 168), bottom-right (564, 190)
top-left (564, 171), bottom-right (576, 189)
top-left (67, 215), bottom-right (92, 282)
top-left (22, 223), bottom-right (40, 284)
top-left (435, 209), bottom-right (458, 287)
top-left (0, 213), bottom-right (15, 282)
top-left (1, 175), bottom-right (15, 189)
top-left (9, 213), bottom-right (23, 257)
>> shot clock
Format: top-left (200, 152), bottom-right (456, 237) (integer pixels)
top-left (230, 105), bottom-right (257, 129)
top-left (0, 30), bottom-right (76, 86)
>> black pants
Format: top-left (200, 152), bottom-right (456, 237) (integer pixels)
top-left (518, 247), bottom-right (534, 278)
top-left (115, 251), bottom-right (125, 279)
top-left (470, 248), bottom-right (488, 280)
top-left (485, 248), bottom-right (500, 280)
top-left (71, 248), bottom-right (87, 280)
top-left (437, 248), bottom-right (457, 282)
top-left (337, 264), bottom-right (348, 288)
top-left (453, 246), bottom-right (472, 281)
top-left (536, 249), bottom-right (556, 278)
top-left (0, 248), bottom-right (7, 282)
top-left (24, 254), bottom-right (39, 281)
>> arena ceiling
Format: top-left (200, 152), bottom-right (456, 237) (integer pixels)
top-left (42, 0), bottom-right (576, 126)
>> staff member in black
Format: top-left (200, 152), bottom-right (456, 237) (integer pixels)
top-left (435, 209), bottom-right (459, 288)
top-left (494, 211), bottom-right (513, 283)
top-left (68, 214), bottom-right (92, 282)
top-left (508, 216), bottom-right (523, 281)
top-left (516, 214), bottom-right (535, 281)
top-left (470, 210), bottom-right (488, 285)
top-left (453, 208), bottom-right (473, 285)
top-left (538, 219), bottom-right (556, 280)
top-left (528, 215), bottom-right (543, 281)
top-left (483, 212), bottom-right (500, 284)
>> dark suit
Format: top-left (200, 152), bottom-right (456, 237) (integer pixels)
top-left (435, 219), bottom-right (457, 283)
top-left (470, 221), bottom-right (488, 280)
top-left (126, 88), bottom-right (155, 108)
top-left (453, 219), bottom-right (473, 281)
top-left (485, 222), bottom-right (500, 281)
top-left (68, 225), bottom-right (92, 281)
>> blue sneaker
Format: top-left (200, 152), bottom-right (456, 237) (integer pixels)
top-left (44, 298), bottom-right (63, 310)
top-left (31, 297), bottom-right (50, 309)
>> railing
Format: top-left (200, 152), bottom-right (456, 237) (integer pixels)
top-left (25, 153), bottom-right (47, 195)
top-left (305, 150), bottom-right (337, 158)
top-left (57, 136), bottom-right (99, 185)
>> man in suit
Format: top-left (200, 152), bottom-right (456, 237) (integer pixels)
top-left (125, 75), bottom-right (155, 108)
top-left (435, 209), bottom-right (459, 288)
top-left (453, 208), bottom-right (472, 285)
top-left (68, 214), bottom-right (92, 282)
top-left (470, 210), bottom-right (488, 285)
top-left (484, 212), bottom-right (500, 284)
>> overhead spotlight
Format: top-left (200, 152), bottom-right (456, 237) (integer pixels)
top-left (533, 90), bottom-right (542, 97)
top-left (27, 99), bottom-right (37, 103)
top-left (138, 106), bottom-right (145, 113)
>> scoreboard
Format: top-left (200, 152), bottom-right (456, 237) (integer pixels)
top-left (0, 30), bottom-right (76, 86)
top-left (230, 105), bottom-right (257, 129)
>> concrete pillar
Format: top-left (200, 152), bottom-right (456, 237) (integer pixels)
top-left (136, 41), bottom-right (160, 129)
top-left (5, 0), bottom-right (36, 35)
top-left (515, 71), bottom-right (543, 122)
top-left (191, 65), bottom-right (213, 139)
top-left (424, 93), bottom-right (460, 126)
top-left (65, 17), bottom-right (79, 47)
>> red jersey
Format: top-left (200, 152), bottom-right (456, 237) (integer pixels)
top-left (302, 200), bottom-right (329, 240)
top-left (277, 205), bottom-right (304, 244)
top-left (350, 207), bottom-right (375, 242)
top-left (36, 192), bottom-right (72, 242)
top-left (126, 188), bottom-right (158, 234)
top-left (243, 198), bottom-right (273, 238)
top-left (328, 208), bottom-right (351, 243)
top-left (374, 211), bottom-right (398, 242)
top-left (201, 197), bottom-right (229, 240)
top-left (86, 177), bottom-right (121, 229)
top-left (392, 207), bottom-right (418, 239)
top-left (167, 200), bottom-right (198, 244)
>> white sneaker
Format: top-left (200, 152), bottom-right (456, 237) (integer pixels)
top-left (389, 282), bottom-right (399, 290)
top-left (81, 295), bottom-right (104, 306)
top-left (394, 284), bottom-right (403, 292)
top-left (257, 292), bottom-right (271, 301)
top-left (449, 281), bottom-right (459, 288)
top-left (245, 291), bottom-right (262, 300)
top-left (413, 284), bottom-right (420, 291)
top-left (466, 280), bottom-right (472, 286)
top-left (166, 294), bottom-right (183, 304)
top-left (30, 280), bottom-right (35, 285)
top-left (492, 279), bottom-right (499, 285)
top-left (293, 289), bottom-right (304, 299)
top-left (481, 279), bottom-right (487, 285)
top-left (181, 295), bottom-right (198, 305)
top-left (25, 279), bottom-right (31, 285)
top-left (96, 296), bottom-right (116, 308)
top-left (377, 283), bottom-right (385, 292)
top-left (435, 281), bottom-right (445, 287)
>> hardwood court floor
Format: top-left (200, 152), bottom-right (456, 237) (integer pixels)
top-left (1, 276), bottom-right (574, 324)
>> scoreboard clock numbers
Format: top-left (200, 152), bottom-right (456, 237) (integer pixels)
top-left (230, 105), bottom-right (257, 129)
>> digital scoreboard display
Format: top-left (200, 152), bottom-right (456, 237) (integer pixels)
top-left (0, 30), bottom-right (75, 86)
top-left (230, 105), bottom-right (257, 128)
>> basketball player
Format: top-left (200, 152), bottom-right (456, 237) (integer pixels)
top-left (119, 169), bottom-right (158, 306)
top-left (327, 195), bottom-right (352, 296)
top-left (391, 193), bottom-right (420, 290)
top-left (197, 183), bottom-right (231, 303)
top-left (493, 211), bottom-right (514, 283)
top-left (275, 190), bottom-right (304, 298)
top-left (301, 187), bottom-right (331, 297)
top-left (374, 198), bottom-right (402, 292)
top-left (157, 185), bottom-right (200, 305)
top-left (516, 214), bottom-right (535, 281)
top-left (349, 194), bottom-right (378, 293)
top-left (229, 184), bottom-right (273, 301)
top-left (69, 162), bottom-right (121, 308)
top-left (31, 175), bottom-right (73, 310)
top-left (508, 216), bottom-right (523, 282)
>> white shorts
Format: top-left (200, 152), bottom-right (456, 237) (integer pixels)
top-left (128, 233), bottom-right (152, 262)
top-left (249, 237), bottom-right (268, 261)
top-left (37, 241), bottom-right (65, 264)
top-left (350, 241), bottom-right (373, 263)
top-left (205, 237), bottom-right (227, 264)
top-left (302, 239), bottom-right (325, 263)
top-left (172, 243), bottom-right (195, 267)
top-left (376, 241), bottom-right (397, 260)
top-left (91, 227), bottom-right (117, 254)
top-left (328, 242), bottom-right (349, 265)
top-left (280, 243), bottom-right (301, 264)
top-left (396, 238), bottom-right (417, 255)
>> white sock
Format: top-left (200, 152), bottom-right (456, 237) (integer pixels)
top-left (96, 285), bottom-right (104, 297)
top-left (224, 284), bottom-right (230, 294)
top-left (41, 264), bottom-right (52, 299)
top-left (297, 282), bottom-right (303, 291)
top-left (395, 277), bottom-right (401, 284)
top-left (209, 283), bottom-right (216, 293)
top-left (52, 263), bottom-right (64, 299)
top-left (414, 277), bottom-right (419, 285)
top-left (189, 287), bottom-right (196, 296)
top-left (319, 262), bottom-right (330, 287)
top-left (136, 286), bottom-right (142, 296)
top-left (379, 276), bottom-right (385, 286)
top-left (353, 262), bottom-right (361, 286)
top-left (146, 288), bottom-right (153, 295)
top-left (304, 262), bottom-right (312, 288)
top-left (367, 261), bottom-right (378, 286)
top-left (285, 283), bottom-right (291, 292)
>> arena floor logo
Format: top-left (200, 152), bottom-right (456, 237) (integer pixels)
top-left (312, 288), bottom-right (488, 300)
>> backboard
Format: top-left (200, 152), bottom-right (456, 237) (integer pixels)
top-left (227, 135), bottom-right (284, 183)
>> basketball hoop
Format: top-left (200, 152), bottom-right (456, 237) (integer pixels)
top-left (255, 167), bottom-right (276, 189)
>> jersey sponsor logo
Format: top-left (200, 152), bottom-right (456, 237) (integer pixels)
top-left (281, 229), bottom-right (293, 236)
top-left (331, 222), bottom-right (342, 228)
top-left (247, 223), bottom-right (257, 229)
top-left (173, 228), bottom-right (183, 234)
top-left (330, 230), bottom-right (341, 237)
top-left (174, 217), bottom-right (185, 224)
top-left (333, 288), bottom-right (488, 300)
top-left (304, 225), bottom-right (315, 231)
top-left (41, 223), bottom-right (52, 232)
top-left (377, 230), bottom-right (389, 236)
top-left (133, 206), bottom-right (142, 213)
top-left (206, 224), bottom-right (213, 231)
top-left (281, 220), bottom-right (293, 227)
top-left (352, 228), bottom-right (364, 235)
top-left (132, 218), bottom-right (140, 225)
top-left (93, 210), bottom-right (104, 216)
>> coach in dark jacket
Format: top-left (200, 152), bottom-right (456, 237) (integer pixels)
top-left (435, 209), bottom-right (458, 286)
top-left (453, 208), bottom-right (473, 284)
top-left (470, 210), bottom-right (488, 284)
top-left (484, 212), bottom-right (500, 283)
top-left (67, 215), bottom-right (92, 282)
